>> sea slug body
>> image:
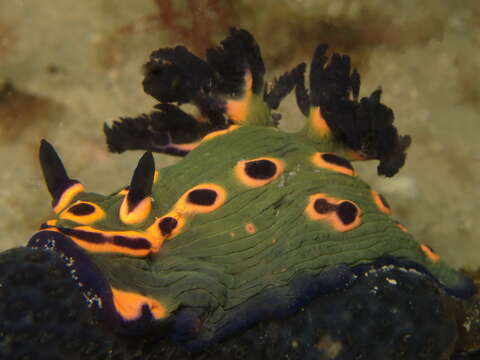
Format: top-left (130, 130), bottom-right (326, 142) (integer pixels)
top-left (1, 28), bottom-right (479, 360)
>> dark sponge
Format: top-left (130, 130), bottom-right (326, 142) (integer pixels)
top-left (0, 248), bottom-right (462, 360)
top-left (0, 247), bottom-right (143, 360)
top-left (292, 266), bottom-right (459, 360)
top-left (178, 266), bottom-right (459, 360)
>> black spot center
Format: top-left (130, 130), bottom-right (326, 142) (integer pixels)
top-left (112, 235), bottom-right (151, 250)
top-left (314, 199), bottom-right (336, 214)
top-left (244, 160), bottom-right (277, 180)
top-left (58, 227), bottom-right (151, 250)
top-left (159, 217), bottom-right (178, 236)
top-left (187, 189), bottom-right (217, 206)
top-left (68, 203), bottom-right (95, 216)
top-left (336, 201), bottom-right (358, 225)
top-left (321, 153), bottom-right (353, 170)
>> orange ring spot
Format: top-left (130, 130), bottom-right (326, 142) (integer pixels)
top-left (60, 201), bottom-right (105, 225)
top-left (117, 188), bottom-right (129, 196)
top-left (146, 211), bottom-right (185, 243)
top-left (201, 125), bottom-right (240, 143)
top-left (153, 170), bottom-right (160, 184)
top-left (111, 287), bottom-right (167, 321)
top-left (53, 183), bottom-right (85, 214)
top-left (173, 140), bottom-right (202, 152)
top-left (305, 194), bottom-right (361, 232)
top-left (371, 190), bottom-right (391, 215)
top-left (245, 222), bottom-right (257, 235)
top-left (66, 225), bottom-right (162, 256)
top-left (331, 201), bottom-right (362, 232)
top-left (119, 195), bottom-right (152, 225)
top-left (46, 219), bottom-right (58, 227)
top-left (305, 194), bottom-right (334, 221)
top-left (311, 152), bottom-right (356, 176)
top-left (396, 223), bottom-right (409, 232)
top-left (346, 150), bottom-right (367, 161)
top-left (68, 237), bottom-right (151, 257)
top-left (310, 106), bottom-right (330, 137)
top-left (235, 157), bottom-right (284, 187)
top-left (420, 244), bottom-right (440, 263)
top-left (145, 184), bottom-right (227, 247)
top-left (175, 183), bottom-right (227, 214)
top-left (225, 72), bottom-right (253, 124)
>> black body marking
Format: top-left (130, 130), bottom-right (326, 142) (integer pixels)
top-left (127, 152), bottom-right (155, 212)
top-left (244, 159), bottom-right (277, 180)
top-left (207, 28), bottom-right (265, 95)
top-left (105, 28), bottom-right (288, 156)
top-left (295, 45), bottom-right (411, 177)
top-left (104, 104), bottom-right (219, 156)
top-left (378, 193), bottom-right (391, 210)
top-left (57, 228), bottom-right (151, 250)
top-left (264, 63), bottom-right (306, 110)
top-left (313, 199), bottom-right (336, 214)
top-left (112, 236), bottom-right (152, 250)
top-left (159, 217), bottom-right (178, 236)
top-left (39, 139), bottom-right (80, 208)
top-left (187, 189), bottom-right (218, 206)
top-left (68, 203), bottom-right (95, 216)
top-left (336, 201), bottom-right (358, 225)
top-left (321, 153), bottom-right (353, 170)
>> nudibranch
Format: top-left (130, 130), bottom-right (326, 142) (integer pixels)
top-left (1, 28), bottom-right (479, 360)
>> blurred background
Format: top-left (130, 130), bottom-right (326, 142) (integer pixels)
top-left (0, 0), bottom-right (479, 269)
